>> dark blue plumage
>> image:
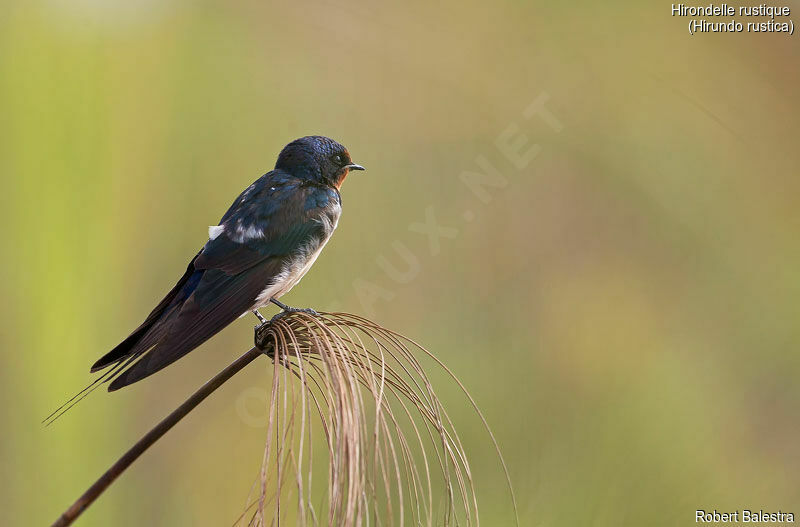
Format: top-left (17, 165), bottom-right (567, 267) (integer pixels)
top-left (90, 136), bottom-right (364, 391)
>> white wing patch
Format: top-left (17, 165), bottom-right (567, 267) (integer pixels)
top-left (233, 222), bottom-right (265, 243)
top-left (208, 225), bottom-right (225, 240)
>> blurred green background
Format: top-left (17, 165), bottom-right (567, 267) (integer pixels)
top-left (2, 1), bottom-right (799, 525)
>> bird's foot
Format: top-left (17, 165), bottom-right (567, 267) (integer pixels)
top-left (269, 298), bottom-right (319, 317)
top-left (252, 310), bottom-right (273, 353)
top-left (252, 309), bottom-right (268, 325)
top-left (253, 310), bottom-right (272, 330)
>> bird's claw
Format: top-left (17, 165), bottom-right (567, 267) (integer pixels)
top-left (287, 307), bottom-right (319, 317)
top-left (269, 298), bottom-right (319, 317)
top-left (252, 309), bottom-right (269, 331)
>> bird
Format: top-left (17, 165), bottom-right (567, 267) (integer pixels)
top-left (90, 135), bottom-right (364, 392)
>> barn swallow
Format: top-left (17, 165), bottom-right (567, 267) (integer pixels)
top-left (91, 136), bottom-right (364, 391)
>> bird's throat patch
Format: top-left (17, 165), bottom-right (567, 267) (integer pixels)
top-left (335, 168), bottom-right (349, 189)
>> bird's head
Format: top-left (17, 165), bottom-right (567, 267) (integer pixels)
top-left (275, 136), bottom-right (365, 188)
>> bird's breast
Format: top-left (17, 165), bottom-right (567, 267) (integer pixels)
top-left (252, 201), bottom-right (341, 308)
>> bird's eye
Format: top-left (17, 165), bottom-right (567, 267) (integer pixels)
top-left (333, 154), bottom-right (343, 164)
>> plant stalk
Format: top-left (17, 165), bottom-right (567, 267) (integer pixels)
top-left (50, 344), bottom-right (267, 527)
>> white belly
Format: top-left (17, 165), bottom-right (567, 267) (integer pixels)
top-left (251, 208), bottom-right (339, 310)
top-left (251, 236), bottom-right (330, 309)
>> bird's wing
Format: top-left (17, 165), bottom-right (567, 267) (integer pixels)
top-left (106, 265), bottom-right (280, 390)
top-left (103, 177), bottom-right (333, 390)
top-left (90, 252), bottom-right (202, 372)
top-left (194, 174), bottom-right (331, 273)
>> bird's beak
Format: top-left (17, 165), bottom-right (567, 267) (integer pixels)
top-left (345, 163), bottom-right (365, 171)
